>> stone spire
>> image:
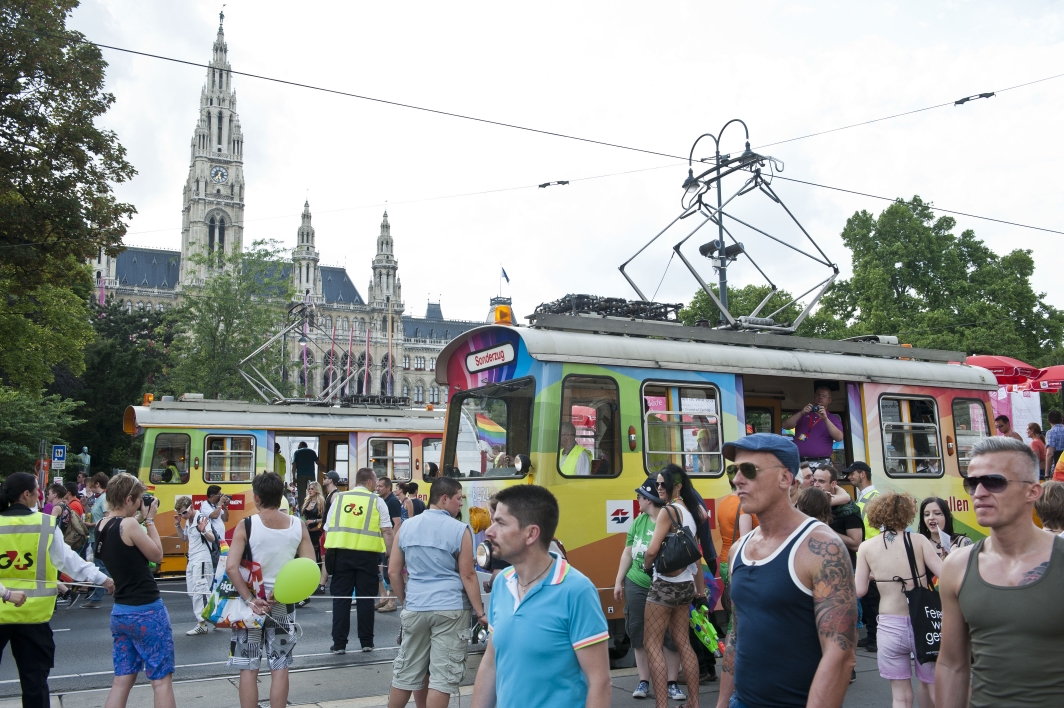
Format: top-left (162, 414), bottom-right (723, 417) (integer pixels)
top-left (369, 211), bottom-right (401, 304)
top-left (293, 201), bottom-right (321, 298)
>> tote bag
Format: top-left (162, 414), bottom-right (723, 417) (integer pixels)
top-left (655, 505), bottom-right (703, 575)
top-left (902, 531), bottom-right (942, 663)
top-left (202, 517), bottom-right (265, 629)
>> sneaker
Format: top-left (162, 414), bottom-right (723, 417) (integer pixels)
top-left (81, 600), bottom-right (102, 609)
top-left (296, 598), bottom-right (310, 608)
top-left (315, 585), bottom-right (327, 596)
top-left (865, 642), bottom-right (878, 653)
top-left (700, 667), bottom-right (718, 683)
top-left (850, 668), bottom-right (857, 684)
top-left (667, 682), bottom-right (686, 701)
top-left (186, 624), bottom-right (209, 636)
top-left (329, 643), bottom-right (346, 654)
top-left (376, 599), bottom-right (397, 613)
top-left (374, 598), bottom-right (388, 610)
top-left (632, 680), bottom-right (650, 699)
top-left (361, 645), bottom-right (374, 652)
top-left (857, 636), bottom-right (872, 648)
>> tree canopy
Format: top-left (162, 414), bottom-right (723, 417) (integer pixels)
top-left (164, 241), bottom-right (294, 400)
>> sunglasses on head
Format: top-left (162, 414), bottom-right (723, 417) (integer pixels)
top-left (962, 474), bottom-right (1028, 495)
top-left (726, 462), bottom-right (787, 480)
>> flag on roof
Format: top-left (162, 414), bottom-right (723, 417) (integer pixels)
top-left (501, 267), bottom-right (510, 284)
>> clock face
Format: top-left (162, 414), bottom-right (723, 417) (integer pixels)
top-left (210, 166), bottom-right (229, 184)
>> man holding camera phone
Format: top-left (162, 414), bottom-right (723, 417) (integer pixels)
top-left (199, 485), bottom-right (230, 550)
top-left (783, 385), bottom-right (844, 470)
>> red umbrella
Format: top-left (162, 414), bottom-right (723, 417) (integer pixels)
top-left (966, 355), bottom-right (1040, 385)
top-left (1027, 365), bottom-right (1064, 393)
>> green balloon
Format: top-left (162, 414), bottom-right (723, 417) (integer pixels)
top-left (273, 557), bottom-right (320, 604)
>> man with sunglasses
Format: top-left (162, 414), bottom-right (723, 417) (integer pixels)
top-left (936, 437), bottom-right (1064, 708)
top-left (717, 433), bottom-right (856, 708)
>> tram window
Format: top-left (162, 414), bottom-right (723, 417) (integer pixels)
top-left (952, 399), bottom-right (991, 477)
top-left (204, 435), bottom-right (255, 483)
top-left (643, 384), bottom-right (723, 477)
top-left (370, 439), bottom-right (411, 481)
top-left (150, 433), bottom-right (190, 484)
top-left (881, 397), bottom-right (942, 477)
top-left (443, 377), bottom-right (534, 479)
top-left (746, 408), bottom-right (773, 435)
top-left (423, 438), bottom-right (443, 476)
top-left (330, 442), bottom-right (350, 485)
top-left (558, 376), bottom-right (621, 478)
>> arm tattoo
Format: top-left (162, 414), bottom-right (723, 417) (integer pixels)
top-left (808, 536), bottom-right (858, 653)
top-left (1020, 561), bottom-right (1049, 586)
top-left (722, 609), bottom-right (737, 675)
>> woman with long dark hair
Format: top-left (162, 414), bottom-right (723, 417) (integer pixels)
top-left (642, 464), bottom-right (707, 708)
top-left (917, 496), bottom-right (972, 560)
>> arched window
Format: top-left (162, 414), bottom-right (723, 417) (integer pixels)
top-left (402, 384), bottom-right (409, 398)
top-left (429, 358), bottom-right (436, 371)
top-left (125, 300), bottom-right (132, 314)
top-left (136, 301), bottom-right (144, 311)
top-left (157, 303), bottom-right (166, 313)
top-left (146, 302), bottom-right (153, 313)
top-left (217, 218), bottom-right (225, 257)
top-left (208, 216), bottom-right (216, 263)
top-left (403, 355), bottom-right (410, 370)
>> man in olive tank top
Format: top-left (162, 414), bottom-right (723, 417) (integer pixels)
top-left (937, 437), bottom-right (1064, 708)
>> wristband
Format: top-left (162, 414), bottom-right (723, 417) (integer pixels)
top-left (144, 520), bottom-right (155, 526)
top-left (2, 589), bottom-right (10, 603)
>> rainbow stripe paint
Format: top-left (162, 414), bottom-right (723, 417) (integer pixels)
top-left (476, 413), bottom-right (506, 447)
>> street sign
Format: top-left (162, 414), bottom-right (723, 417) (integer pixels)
top-left (52, 444), bottom-right (67, 470)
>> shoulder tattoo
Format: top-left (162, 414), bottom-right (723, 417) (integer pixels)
top-left (808, 535), bottom-right (858, 652)
top-left (1020, 561), bottom-right (1049, 586)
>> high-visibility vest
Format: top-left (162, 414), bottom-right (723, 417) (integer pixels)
top-left (0, 512), bottom-right (58, 624)
top-left (561, 444), bottom-right (590, 475)
top-left (324, 488), bottom-right (385, 553)
top-left (855, 487), bottom-right (881, 539)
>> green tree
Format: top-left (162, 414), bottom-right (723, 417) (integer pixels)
top-left (0, 385), bottom-right (83, 471)
top-left (65, 299), bottom-right (174, 473)
top-left (678, 283), bottom-right (815, 332)
top-left (1, 0), bottom-right (135, 293)
top-left (814, 196), bottom-right (1063, 361)
top-left (166, 241), bottom-right (294, 399)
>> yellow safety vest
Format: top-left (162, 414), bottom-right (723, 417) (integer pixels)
top-left (560, 444), bottom-right (590, 475)
top-left (324, 488), bottom-right (385, 553)
top-left (0, 512), bottom-right (58, 624)
top-left (855, 488), bottom-right (881, 539)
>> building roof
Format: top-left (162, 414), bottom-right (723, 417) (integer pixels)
top-left (402, 302), bottom-right (482, 340)
top-left (321, 266), bottom-right (364, 305)
top-left (114, 247), bottom-right (181, 290)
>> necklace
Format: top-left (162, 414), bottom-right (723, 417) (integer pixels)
top-left (517, 560), bottom-right (553, 589)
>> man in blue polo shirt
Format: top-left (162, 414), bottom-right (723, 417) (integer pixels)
top-left (470, 485), bottom-right (611, 708)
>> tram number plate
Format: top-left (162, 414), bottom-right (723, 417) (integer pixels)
top-left (466, 343), bottom-right (515, 373)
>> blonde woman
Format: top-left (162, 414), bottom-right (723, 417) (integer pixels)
top-left (302, 482), bottom-right (325, 564)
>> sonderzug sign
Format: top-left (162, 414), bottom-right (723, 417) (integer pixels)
top-left (466, 342), bottom-right (515, 373)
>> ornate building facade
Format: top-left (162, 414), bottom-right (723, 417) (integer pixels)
top-left (94, 14), bottom-right (482, 402)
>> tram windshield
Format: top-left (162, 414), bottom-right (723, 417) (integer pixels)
top-left (443, 377), bottom-right (534, 478)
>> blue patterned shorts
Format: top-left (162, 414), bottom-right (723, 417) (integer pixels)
top-left (111, 602), bottom-right (176, 680)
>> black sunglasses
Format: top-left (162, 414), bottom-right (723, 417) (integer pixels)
top-left (726, 462), bottom-right (787, 480)
top-left (962, 474), bottom-right (1029, 495)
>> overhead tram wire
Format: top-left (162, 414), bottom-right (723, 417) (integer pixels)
top-left (27, 28), bottom-right (1064, 168)
top-left (12, 29), bottom-right (1063, 245)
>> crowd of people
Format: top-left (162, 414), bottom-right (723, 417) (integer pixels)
top-left (3, 428), bottom-right (1064, 708)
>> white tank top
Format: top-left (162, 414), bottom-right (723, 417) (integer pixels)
top-left (249, 514), bottom-right (303, 593)
top-left (653, 503), bottom-right (699, 584)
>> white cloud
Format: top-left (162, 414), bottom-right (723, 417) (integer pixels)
top-left (70, 0), bottom-right (1064, 323)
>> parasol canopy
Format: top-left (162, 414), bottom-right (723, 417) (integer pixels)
top-left (966, 355), bottom-right (1040, 385)
top-left (1026, 365), bottom-right (1064, 393)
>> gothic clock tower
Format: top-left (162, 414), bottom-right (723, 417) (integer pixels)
top-left (180, 11), bottom-right (246, 286)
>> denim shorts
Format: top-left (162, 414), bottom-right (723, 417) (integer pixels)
top-left (111, 600), bottom-right (176, 680)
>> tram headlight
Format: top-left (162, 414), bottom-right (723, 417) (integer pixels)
top-left (514, 454), bottom-right (532, 474)
top-left (476, 541), bottom-right (494, 568)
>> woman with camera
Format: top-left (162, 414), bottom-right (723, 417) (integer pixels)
top-left (95, 473), bottom-right (176, 708)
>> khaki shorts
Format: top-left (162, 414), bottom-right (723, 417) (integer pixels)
top-left (392, 609), bottom-right (471, 695)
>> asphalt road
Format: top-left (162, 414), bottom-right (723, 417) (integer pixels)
top-left (1, 580), bottom-right (896, 706)
top-left (0, 579), bottom-right (412, 698)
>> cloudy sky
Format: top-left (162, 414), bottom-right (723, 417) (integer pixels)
top-left (70, 1), bottom-right (1063, 324)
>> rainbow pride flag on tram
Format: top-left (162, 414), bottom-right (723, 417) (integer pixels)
top-left (476, 413), bottom-right (506, 447)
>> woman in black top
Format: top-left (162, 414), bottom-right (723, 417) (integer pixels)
top-left (96, 473), bottom-right (176, 708)
top-left (301, 481), bottom-right (325, 563)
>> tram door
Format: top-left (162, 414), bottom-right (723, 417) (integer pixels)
top-left (744, 397), bottom-right (781, 435)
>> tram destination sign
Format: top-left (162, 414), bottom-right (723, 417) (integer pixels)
top-left (466, 342), bottom-right (515, 373)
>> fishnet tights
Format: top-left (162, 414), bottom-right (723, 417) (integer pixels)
top-left (644, 600), bottom-right (700, 708)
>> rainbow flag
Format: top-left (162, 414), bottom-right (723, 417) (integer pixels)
top-left (476, 413), bottom-right (506, 447)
